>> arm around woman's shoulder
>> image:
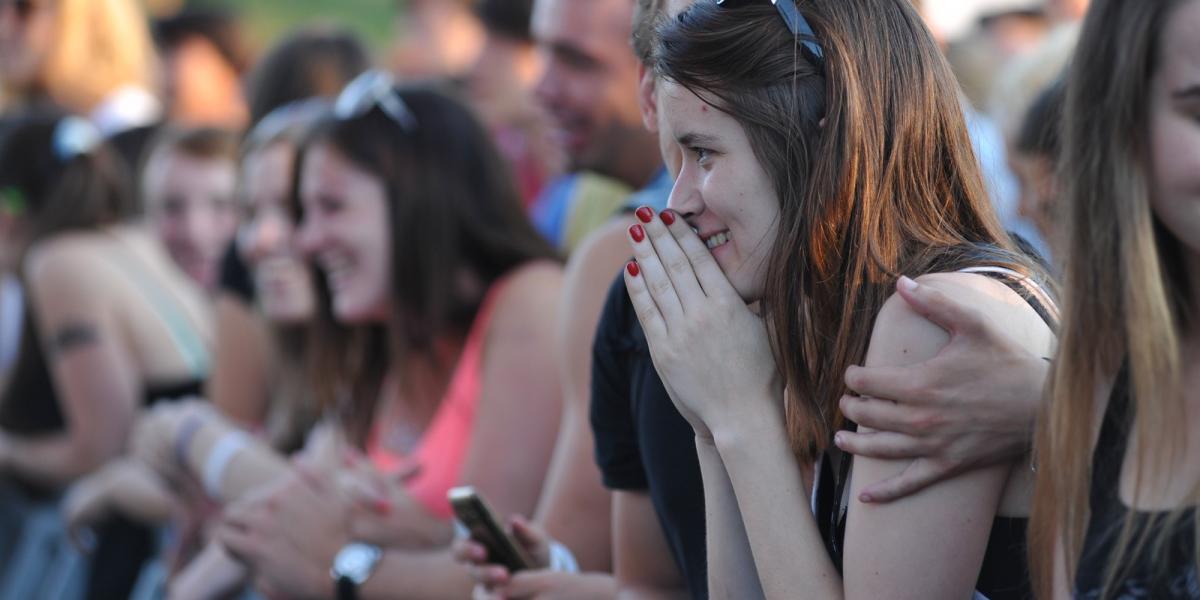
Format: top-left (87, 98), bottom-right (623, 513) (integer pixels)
top-left (842, 272), bottom-right (1051, 600)
top-left (458, 260), bottom-right (565, 519)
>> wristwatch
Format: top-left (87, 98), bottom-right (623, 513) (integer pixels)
top-left (331, 542), bottom-right (382, 600)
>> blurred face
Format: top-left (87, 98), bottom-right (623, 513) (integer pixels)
top-left (1009, 150), bottom-right (1059, 255)
top-left (163, 36), bottom-right (248, 129)
top-left (1148, 0), bottom-right (1200, 256)
top-left (661, 81), bottom-right (780, 301)
top-left (0, 0), bottom-right (55, 91)
top-left (143, 148), bottom-right (238, 291)
top-left (238, 143), bottom-right (314, 324)
top-left (466, 34), bottom-right (543, 125)
top-left (532, 0), bottom-right (646, 173)
top-left (297, 141), bottom-right (391, 324)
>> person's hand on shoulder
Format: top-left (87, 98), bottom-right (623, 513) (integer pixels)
top-left (836, 276), bottom-right (1050, 502)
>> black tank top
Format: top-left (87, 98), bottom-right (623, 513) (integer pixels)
top-left (813, 267), bottom-right (1056, 600)
top-left (1072, 366), bottom-right (1199, 599)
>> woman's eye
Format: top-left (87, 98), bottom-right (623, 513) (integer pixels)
top-left (691, 146), bottom-right (713, 165)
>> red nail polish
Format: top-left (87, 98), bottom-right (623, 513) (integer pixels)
top-left (627, 261), bottom-right (640, 277)
top-left (635, 206), bottom-right (654, 223)
top-left (630, 224), bottom-right (645, 242)
top-left (374, 499), bottom-right (392, 515)
top-left (661, 210), bottom-right (675, 225)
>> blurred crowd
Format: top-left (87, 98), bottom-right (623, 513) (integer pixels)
top-left (0, 0), bottom-right (1197, 599)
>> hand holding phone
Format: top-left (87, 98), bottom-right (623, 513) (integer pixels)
top-left (448, 486), bottom-right (534, 572)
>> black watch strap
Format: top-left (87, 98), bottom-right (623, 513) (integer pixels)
top-left (336, 575), bottom-right (359, 600)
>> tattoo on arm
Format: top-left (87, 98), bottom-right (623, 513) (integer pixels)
top-left (47, 322), bottom-right (100, 357)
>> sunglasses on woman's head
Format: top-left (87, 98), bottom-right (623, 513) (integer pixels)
top-left (334, 70), bottom-right (418, 132)
top-left (716, 0), bottom-right (824, 66)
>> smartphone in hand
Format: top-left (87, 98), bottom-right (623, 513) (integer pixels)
top-left (448, 486), bottom-right (534, 572)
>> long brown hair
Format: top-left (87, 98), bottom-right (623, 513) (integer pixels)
top-left (297, 85), bottom-right (559, 443)
top-left (656, 0), bottom-right (1044, 464)
top-left (1029, 0), bottom-right (1199, 596)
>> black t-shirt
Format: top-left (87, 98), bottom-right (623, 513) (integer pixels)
top-left (1074, 365), bottom-right (1198, 599)
top-left (590, 273), bottom-right (708, 598)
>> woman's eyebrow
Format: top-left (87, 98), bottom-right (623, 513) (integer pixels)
top-left (1172, 83), bottom-right (1200, 99)
top-left (678, 132), bottom-right (720, 146)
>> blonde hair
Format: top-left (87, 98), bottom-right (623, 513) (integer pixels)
top-left (1029, 0), bottom-right (1200, 596)
top-left (40, 0), bottom-right (159, 113)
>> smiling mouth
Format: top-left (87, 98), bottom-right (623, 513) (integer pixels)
top-left (697, 229), bottom-right (733, 250)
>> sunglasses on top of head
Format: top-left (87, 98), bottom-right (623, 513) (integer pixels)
top-left (333, 70), bottom-right (419, 132)
top-left (715, 0), bottom-right (825, 68)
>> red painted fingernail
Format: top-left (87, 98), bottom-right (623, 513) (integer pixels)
top-left (627, 261), bottom-right (640, 277)
top-left (629, 224), bottom-right (645, 242)
top-left (373, 499), bottom-right (392, 515)
top-left (635, 206), bottom-right (654, 223)
top-left (660, 210), bottom-right (675, 225)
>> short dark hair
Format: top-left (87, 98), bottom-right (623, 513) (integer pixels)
top-left (1015, 76), bottom-right (1066, 159)
top-left (476, 0), bottom-right (534, 42)
top-left (154, 8), bottom-right (252, 74)
top-left (244, 26), bottom-right (371, 128)
top-left (632, 0), bottom-right (668, 66)
top-left (145, 126), bottom-right (240, 165)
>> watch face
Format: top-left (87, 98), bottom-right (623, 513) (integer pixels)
top-left (335, 543), bottom-right (382, 584)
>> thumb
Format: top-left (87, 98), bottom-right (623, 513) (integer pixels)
top-left (508, 515), bottom-right (544, 548)
top-left (894, 276), bottom-right (983, 337)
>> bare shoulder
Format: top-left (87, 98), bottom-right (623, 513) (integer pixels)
top-left (486, 260), bottom-right (565, 337)
top-left (867, 272), bottom-right (1054, 368)
top-left (24, 235), bottom-right (115, 303)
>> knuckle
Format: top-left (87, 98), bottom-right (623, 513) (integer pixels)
top-left (649, 278), bottom-right (674, 297)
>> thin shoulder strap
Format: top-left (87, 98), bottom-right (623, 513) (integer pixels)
top-left (104, 241), bottom-right (210, 378)
top-left (957, 266), bottom-right (1060, 331)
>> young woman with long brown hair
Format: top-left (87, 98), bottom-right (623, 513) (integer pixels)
top-left (625, 0), bottom-right (1056, 597)
top-left (1030, 0), bottom-right (1200, 596)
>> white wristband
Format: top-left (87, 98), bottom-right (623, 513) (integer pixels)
top-left (547, 540), bottom-right (579, 574)
top-left (203, 431), bottom-right (250, 499)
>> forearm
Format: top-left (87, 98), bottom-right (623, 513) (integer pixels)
top-left (696, 437), bottom-right (765, 599)
top-left (617, 584), bottom-right (690, 600)
top-left (5, 431), bottom-right (107, 487)
top-left (359, 547), bottom-right (474, 600)
top-left (713, 409), bottom-right (842, 600)
top-left (181, 418), bottom-right (289, 503)
top-left (168, 542), bottom-right (249, 600)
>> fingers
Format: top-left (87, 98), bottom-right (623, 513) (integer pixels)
top-left (453, 538), bottom-right (489, 565)
top-left (660, 209), bottom-right (738, 298)
top-left (842, 364), bottom-right (927, 407)
top-left (508, 516), bottom-right (545, 548)
top-left (634, 206), bottom-right (706, 310)
top-left (894, 276), bottom-right (986, 338)
top-left (833, 429), bottom-right (933, 460)
top-left (213, 520), bottom-right (259, 563)
top-left (624, 259), bottom-right (669, 340)
top-left (468, 564), bottom-right (511, 588)
top-left (857, 458), bottom-right (959, 503)
top-left (628, 219), bottom-right (685, 323)
top-left (838, 393), bottom-right (937, 436)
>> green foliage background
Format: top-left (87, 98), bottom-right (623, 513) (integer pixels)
top-left (186, 0), bottom-right (399, 57)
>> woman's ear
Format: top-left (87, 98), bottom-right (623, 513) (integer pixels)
top-left (818, 117), bottom-right (827, 129)
top-left (638, 64), bottom-right (660, 133)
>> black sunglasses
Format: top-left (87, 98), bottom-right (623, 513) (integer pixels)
top-left (716, 0), bottom-right (824, 67)
top-left (333, 70), bottom-right (418, 132)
